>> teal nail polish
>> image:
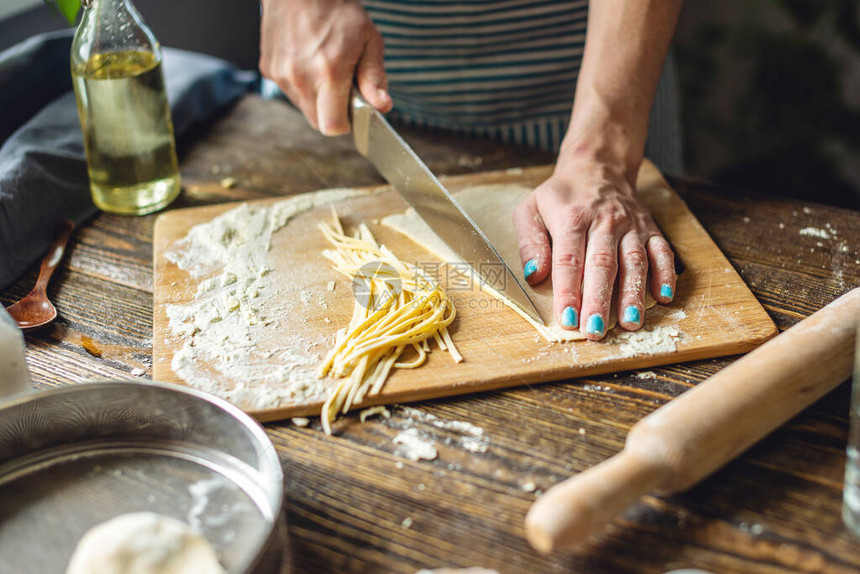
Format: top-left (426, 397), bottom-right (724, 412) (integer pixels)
top-left (623, 305), bottom-right (641, 325)
top-left (562, 306), bottom-right (578, 328)
top-left (660, 283), bottom-right (674, 300)
top-left (524, 259), bottom-right (538, 280)
top-left (586, 314), bottom-right (604, 336)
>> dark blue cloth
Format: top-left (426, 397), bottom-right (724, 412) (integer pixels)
top-left (0, 30), bottom-right (257, 290)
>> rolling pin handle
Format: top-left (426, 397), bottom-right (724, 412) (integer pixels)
top-left (525, 450), bottom-right (666, 553)
top-left (524, 287), bottom-right (859, 553)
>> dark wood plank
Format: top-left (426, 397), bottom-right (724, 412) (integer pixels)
top-left (671, 176), bottom-right (860, 329)
top-left (176, 97), bottom-right (555, 199)
top-left (3, 95), bottom-right (859, 574)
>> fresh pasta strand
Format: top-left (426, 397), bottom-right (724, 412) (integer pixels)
top-left (317, 214), bottom-right (461, 434)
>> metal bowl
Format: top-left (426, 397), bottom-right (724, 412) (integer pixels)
top-left (0, 380), bottom-right (283, 574)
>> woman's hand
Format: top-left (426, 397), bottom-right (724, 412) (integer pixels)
top-left (259, 0), bottom-right (392, 135)
top-left (513, 155), bottom-right (676, 340)
top-left (512, 0), bottom-right (684, 341)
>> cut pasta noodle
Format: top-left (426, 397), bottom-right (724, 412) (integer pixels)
top-left (317, 211), bottom-right (462, 434)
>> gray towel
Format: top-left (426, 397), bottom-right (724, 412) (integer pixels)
top-left (0, 30), bottom-right (257, 290)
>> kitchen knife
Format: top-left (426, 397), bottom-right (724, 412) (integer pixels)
top-left (350, 89), bottom-right (544, 324)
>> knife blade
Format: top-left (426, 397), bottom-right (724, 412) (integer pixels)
top-left (350, 89), bottom-right (543, 325)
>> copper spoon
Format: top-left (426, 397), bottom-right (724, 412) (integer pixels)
top-left (6, 220), bottom-right (75, 330)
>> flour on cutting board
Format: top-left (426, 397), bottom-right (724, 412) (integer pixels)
top-left (164, 189), bottom-right (365, 410)
top-left (162, 182), bottom-right (690, 414)
top-left (605, 324), bottom-right (684, 358)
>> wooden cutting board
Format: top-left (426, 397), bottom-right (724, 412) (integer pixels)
top-left (153, 162), bottom-right (777, 422)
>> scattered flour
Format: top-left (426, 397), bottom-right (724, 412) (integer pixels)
top-left (403, 407), bottom-right (489, 452)
top-left (164, 189), bottom-right (365, 411)
top-left (461, 437), bottom-right (489, 453)
top-left (666, 309), bottom-right (687, 321)
top-left (393, 428), bottom-right (438, 461)
top-left (400, 406), bottom-right (484, 437)
top-left (605, 325), bottom-right (683, 358)
top-left (523, 345), bottom-right (558, 364)
top-left (799, 227), bottom-right (831, 240)
top-left (456, 154), bottom-right (483, 168)
top-left (635, 371), bottom-right (658, 379)
top-left (399, 406), bottom-right (490, 453)
top-left (582, 384), bottom-right (613, 392)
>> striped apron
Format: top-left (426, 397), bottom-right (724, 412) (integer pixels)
top-left (263, 0), bottom-right (683, 173)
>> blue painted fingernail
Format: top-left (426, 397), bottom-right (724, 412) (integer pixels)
top-left (562, 306), bottom-right (578, 328)
top-left (586, 314), bottom-right (604, 336)
top-left (523, 259), bottom-right (538, 280)
top-left (623, 305), bottom-right (641, 325)
top-left (660, 283), bottom-right (674, 300)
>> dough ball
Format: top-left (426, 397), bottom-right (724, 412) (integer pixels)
top-left (66, 512), bottom-right (225, 574)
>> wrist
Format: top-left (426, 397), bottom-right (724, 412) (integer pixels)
top-left (557, 115), bottom-right (645, 186)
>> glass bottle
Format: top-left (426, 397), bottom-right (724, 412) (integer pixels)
top-left (844, 312), bottom-right (860, 537)
top-left (70, 0), bottom-right (180, 216)
top-left (0, 306), bottom-right (32, 401)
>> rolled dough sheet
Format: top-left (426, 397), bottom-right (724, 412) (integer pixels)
top-left (381, 184), bottom-right (656, 342)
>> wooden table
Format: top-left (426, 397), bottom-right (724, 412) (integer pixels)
top-left (3, 95), bottom-right (859, 574)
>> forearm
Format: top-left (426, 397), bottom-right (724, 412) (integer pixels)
top-left (559, 0), bottom-right (684, 180)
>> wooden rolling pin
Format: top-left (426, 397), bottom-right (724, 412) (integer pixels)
top-left (525, 287), bottom-right (859, 553)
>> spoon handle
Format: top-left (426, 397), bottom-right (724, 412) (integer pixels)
top-left (34, 221), bottom-right (75, 294)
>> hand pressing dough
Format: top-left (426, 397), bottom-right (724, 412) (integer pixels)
top-left (66, 512), bottom-right (225, 574)
top-left (382, 184), bottom-right (656, 342)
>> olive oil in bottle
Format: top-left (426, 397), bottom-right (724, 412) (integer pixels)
top-left (71, 0), bottom-right (180, 215)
